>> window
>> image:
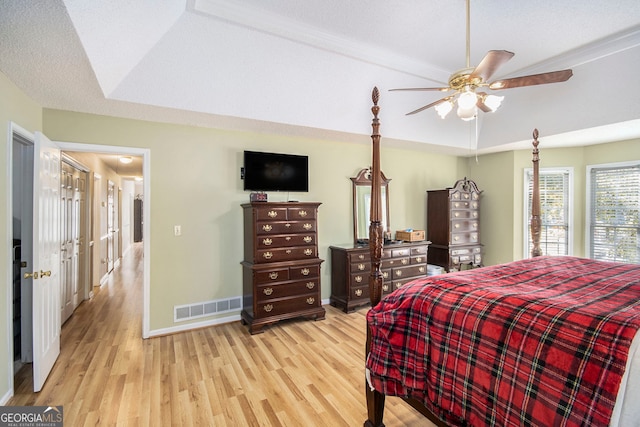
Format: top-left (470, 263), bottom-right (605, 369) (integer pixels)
top-left (524, 168), bottom-right (572, 257)
top-left (587, 162), bottom-right (640, 263)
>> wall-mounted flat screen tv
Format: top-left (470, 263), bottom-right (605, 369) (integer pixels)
top-left (243, 150), bottom-right (309, 192)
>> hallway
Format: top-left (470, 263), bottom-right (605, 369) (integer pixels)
top-left (10, 242), bottom-right (145, 423)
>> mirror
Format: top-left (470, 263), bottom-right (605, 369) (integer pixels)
top-left (351, 168), bottom-right (391, 245)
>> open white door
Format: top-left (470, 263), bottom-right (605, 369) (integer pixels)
top-left (31, 132), bottom-right (61, 392)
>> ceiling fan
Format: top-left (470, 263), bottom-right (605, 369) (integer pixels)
top-left (391, 0), bottom-right (573, 121)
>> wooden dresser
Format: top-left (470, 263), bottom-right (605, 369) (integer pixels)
top-left (329, 241), bottom-right (429, 312)
top-left (427, 177), bottom-right (483, 272)
top-left (240, 202), bottom-right (325, 334)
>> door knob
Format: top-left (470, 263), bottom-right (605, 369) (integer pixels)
top-left (24, 271), bottom-right (39, 279)
top-left (40, 270), bottom-right (52, 277)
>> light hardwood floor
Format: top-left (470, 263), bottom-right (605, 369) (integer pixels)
top-left (9, 243), bottom-right (431, 426)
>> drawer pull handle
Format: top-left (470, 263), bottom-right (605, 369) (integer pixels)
top-left (285, 223), bottom-right (291, 228)
top-left (454, 236), bottom-right (459, 241)
top-left (269, 272), bottom-right (278, 280)
top-left (358, 263), bottom-right (365, 271)
top-left (382, 284), bottom-right (389, 292)
top-left (454, 212), bottom-right (459, 217)
top-left (264, 304), bottom-right (274, 312)
top-left (358, 254), bottom-right (365, 260)
top-left (473, 223), bottom-right (478, 228)
top-left (303, 223), bottom-right (312, 230)
top-left (454, 224), bottom-right (460, 229)
top-left (303, 236), bottom-right (312, 243)
top-left (306, 297), bottom-right (315, 305)
top-left (285, 236), bottom-right (291, 241)
top-left (263, 252), bottom-right (273, 259)
top-left (286, 249), bottom-right (292, 254)
top-left (301, 268), bottom-right (310, 276)
top-left (263, 238), bottom-right (273, 246)
top-left (355, 289), bottom-right (363, 297)
top-left (383, 272), bottom-right (389, 279)
top-left (304, 249), bottom-right (313, 256)
top-left (419, 266), bottom-right (425, 273)
top-left (262, 224), bottom-right (272, 232)
top-left (306, 282), bottom-right (315, 289)
top-left (401, 259), bottom-right (408, 265)
top-left (299, 210), bottom-right (308, 217)
top-left (395, 283), bottom-right (401, 289)
top-left (268, 211), bottom-right (278, 218)
top-left (354, 275), bottom-right (362, 283)
top-left (263, 287), bottom-right (273, 296)
top-left (395, 270), bottom-right (402, 277)
top-left (416, 257), bottom-right (423, 262)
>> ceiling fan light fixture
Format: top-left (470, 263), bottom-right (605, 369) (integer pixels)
top-left (457, 104), bottom-right (477, 121)
top-left (435, 101), bottom-right (453, 119)
top-left (483, 94), bottom-right (504, 112)
top-left (457, 89), bottom-right (478, 109)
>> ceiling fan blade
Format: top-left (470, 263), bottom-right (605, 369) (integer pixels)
top-left (489, 69), bottom-right (573, 90)
top-left (469, 50), bottom-right (514, 83)
top-left (389, 87), bottom-right (451, 92)
top-left (406, 96), bottom-right (453, 115)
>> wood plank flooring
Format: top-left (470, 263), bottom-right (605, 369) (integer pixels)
top-left (9, 243), bottom-right (432, 426)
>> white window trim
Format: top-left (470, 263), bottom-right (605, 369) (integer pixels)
top-left (585, 160), bottom-right (640, 259)
top-left (523, 167), bottom-right (574, 257)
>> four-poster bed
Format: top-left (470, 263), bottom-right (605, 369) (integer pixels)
top-left (363, 87), bottom-right (640, 426)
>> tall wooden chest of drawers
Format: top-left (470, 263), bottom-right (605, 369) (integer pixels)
top-left (427, 177), bottom-right (483, 272)
top-left (329, 241), bottom-right (429, 312)
top-left (241, 202), bottom-right (325, 334)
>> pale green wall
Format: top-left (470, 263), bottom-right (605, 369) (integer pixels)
top-left (0, 71), bottom-right (43, 402)
top-left (41, 109), bottom-right (463, 332)
top-left (472, 138), bottom-right (640, 266)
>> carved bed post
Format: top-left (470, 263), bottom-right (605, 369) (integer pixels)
top-left (365, 87), bottom-right (386, 427)
top-left (531, 129), bottom-right (542, 258)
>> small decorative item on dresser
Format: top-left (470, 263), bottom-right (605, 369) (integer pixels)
top-left (395, 229), bottom-right (425, 242)
top-left (249, 192), bottom-right (268, 202)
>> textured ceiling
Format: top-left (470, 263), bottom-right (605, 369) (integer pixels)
top-left (1, 0), bottom-right (640, 155)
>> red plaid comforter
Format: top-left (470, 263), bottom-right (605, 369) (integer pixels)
top-left (366, 256), bottom-right (640, 427)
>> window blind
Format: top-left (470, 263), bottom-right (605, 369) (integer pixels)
top-left (525, 169), bottom-right (570, 256)
top-left (589, 164), bottom-right (640, 263)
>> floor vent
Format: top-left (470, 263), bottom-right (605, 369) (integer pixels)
top-left (174, 297), bottom-right (242, 322)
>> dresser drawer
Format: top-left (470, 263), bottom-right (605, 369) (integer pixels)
top-left (255, 294), bottom-right (321, 318)
top-left (390, 248), bottom-right (410, 258)
top-left (391, 264), bottom-right (427, 279)
top-left (411, 254), bottom-right (427, 264)
top-left (290, 264), bottom-right (320, 280)
top-left (255, 208), bottom-right (288, 221)
top-left (351, 272), bottom-right (368, 286)
top-left (450, 246), bottom-right (482, 256)
top-left (451, 219), bottom-right (479, 233)
top-left (348, 251), bottom-right (370, 263)
top-left (287, 207), bottom-right (316, 220)
top-left (256, 221), bottom-right (316, 235)
top-left (350, 261), bottom-right (370, 273)
top-left (382, 257), bottom-right (410, 269)
top-left (256, 246), bottom-right (317, 263)
top-left (255, 267), bottom-right (290, 284)
top-left (451, 210), bottom-right (479, 220)
top-left (411, 245), bottom-right (429, 256)
top-left (350, 284), bottom-right (369, 300)
top-left (256, 279), bottom-right (319, 303)
top-left (451, 232), bottom-right (479, 245)
top-left (257, 234), bottom-right (316, 248)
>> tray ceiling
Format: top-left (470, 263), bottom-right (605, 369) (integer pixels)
top-left (1, 0), bottom-right (639, 154)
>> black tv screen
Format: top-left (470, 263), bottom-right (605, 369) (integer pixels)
top-left (243, 150), bottom-right (309, 192)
